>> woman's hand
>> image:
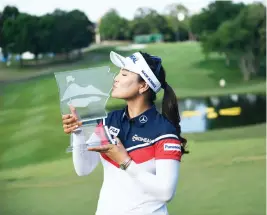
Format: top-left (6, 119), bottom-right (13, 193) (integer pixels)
top-left (62, 105), bottom-right (82, 134)
top-left (88, 138), bottom-right (130, 164)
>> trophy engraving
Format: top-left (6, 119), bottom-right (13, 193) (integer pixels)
top-left (54, 66), bottom-right (116, 152)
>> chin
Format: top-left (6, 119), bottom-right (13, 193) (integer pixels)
top-left (111, 91), bottom-right (129, 99)
top-left (111, 93), bottom-right (124, 99)
top-left (111, 88), bottom-right (138, 100)
top-left (111, 90), bottom-right (121, 99)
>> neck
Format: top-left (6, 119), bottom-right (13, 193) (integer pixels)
top-left (126, 97), bottom-right (151, 119)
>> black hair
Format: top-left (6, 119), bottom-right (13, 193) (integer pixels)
top-left (139, 51), bottom-right (188, 155)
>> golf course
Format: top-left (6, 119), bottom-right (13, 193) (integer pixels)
top-left (0, 42), bottom-right (266, 215)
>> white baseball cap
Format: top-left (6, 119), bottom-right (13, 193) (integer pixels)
top-left (110, 51), bottom-right (162, 93)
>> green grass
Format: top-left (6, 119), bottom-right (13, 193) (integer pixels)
top-left (1, 42), bottom-right (266, 96)
top-left (0, 46), bottom-right (116, 81)
top-left (146, 42), bottom-right (265, 97)
top-left (0, 124), bottom-right (265, 215)
top-left (0, 42), bottom-right (265, 215)
top-left (0, 42), bottom-right (266, 171)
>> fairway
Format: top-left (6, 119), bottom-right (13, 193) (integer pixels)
top-left (0, 42), bottom-right (266, 170)
top-left (0, 42), bottom-right (266, 215)
top-left (1, 42), bottom-right (266, 97)
top-left (0, 124), bottom-right (265, 215)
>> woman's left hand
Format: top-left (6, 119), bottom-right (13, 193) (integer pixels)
top-left (88, 138), bottom-right (130, 164)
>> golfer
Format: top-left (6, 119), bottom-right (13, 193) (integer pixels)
top-left (62, 51), bottom-right (188, 215)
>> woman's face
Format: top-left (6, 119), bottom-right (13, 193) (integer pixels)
top-left (111, 68), bottom-right (142, 99)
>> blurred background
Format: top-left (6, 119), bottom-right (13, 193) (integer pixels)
top-left (0, 0), bottom-right (266, 215)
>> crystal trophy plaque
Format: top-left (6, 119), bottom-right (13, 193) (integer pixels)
top-left (54, 66), bottom-right (116, 152)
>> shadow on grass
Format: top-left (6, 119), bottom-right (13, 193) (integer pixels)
top-left (193, 57), bottom-right (266, 82)
top-left (192, 58), bottom-right (242, 82)
top-left (0, 176), bottom-right (33, 183)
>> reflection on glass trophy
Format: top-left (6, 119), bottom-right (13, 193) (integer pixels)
top-left (54, 66), bottom-right (116, 152)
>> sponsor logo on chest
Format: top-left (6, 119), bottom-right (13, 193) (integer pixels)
top-left (132, 134), bottom-right (152, 143)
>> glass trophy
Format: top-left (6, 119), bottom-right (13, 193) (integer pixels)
top-left (54, 66), bottom-right (116, 152)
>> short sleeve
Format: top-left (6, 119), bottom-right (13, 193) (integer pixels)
top-left (154, 134), bottom-right (182, 161)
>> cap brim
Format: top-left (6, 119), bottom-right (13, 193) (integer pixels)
top-left (110, 51), bottom-right (162, 93)
top-left (110, 51), bottom-right (140, 74)
top-left (110, 51), bottom-right (127, 68)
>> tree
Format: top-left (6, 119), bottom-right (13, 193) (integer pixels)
top-left (131, 8), bottom-right (172, 40)
top-left (164, 3), bottom-right (189, 18)
top-left (163, 3), bottom-right (190, 41)
top-left (46, 9), bottom-right (94, 59)
top-left (38, 13), bottom-right (56, 54)
top-left (2, 13), bottom-right (34, 66)
top-left (1, 8), bottom-right (95, 66)
top-left (64, 10), bottom-right (95, 56)
top-left (99, 9), bottom-right (131, 40)
top-left (203, 3), bottom-right (266, 81)
top-left (132, 8), bottom-right (159, 34)
top-left (25, 15), bottom-right (44, 62)
top-left (0, 6), bottom-right (19, 61)
top-left (50, 10), bottom-right (71, 55)
top-left (190, 1), bottom-right (245, 38)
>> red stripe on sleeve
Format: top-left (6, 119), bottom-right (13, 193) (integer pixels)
top-left (155, 138), bottom-right (182, 161)
top-left (128, 145), bottom-right (154, 164)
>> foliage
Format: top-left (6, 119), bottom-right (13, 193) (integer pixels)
top-left (1, 6), bottom-right (94, 66)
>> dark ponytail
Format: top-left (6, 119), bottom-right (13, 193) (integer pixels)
top-left (139, 52), bottom-right (188, 155)
top-left (162, 82), bottom-right (188, 154)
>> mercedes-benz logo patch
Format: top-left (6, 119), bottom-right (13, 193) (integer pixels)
top-left (139, 115), bottom-right (148, 123)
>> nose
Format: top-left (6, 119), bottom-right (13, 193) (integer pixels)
top-left (114, 72), bottom-right (120, 83)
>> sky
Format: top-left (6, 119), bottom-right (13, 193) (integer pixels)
top-left (0, 0), bottom-right (265, 22)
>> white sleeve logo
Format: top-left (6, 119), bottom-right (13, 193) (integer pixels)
top-left (108, 126), bottom-right (120, 136)
top-left (164, 143), bottom-right (181, 151)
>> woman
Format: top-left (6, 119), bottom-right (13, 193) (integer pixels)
top-left (62, 51), bottom-right (188, 215)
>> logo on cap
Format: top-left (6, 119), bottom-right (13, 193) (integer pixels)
top-left (139, 115), bottom-right (148, 123)
top-left (141, 70), bottom-right (157, 89)
top-left (129, 55), bottom-right (138, 64)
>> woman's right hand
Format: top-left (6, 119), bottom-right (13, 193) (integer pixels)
top-left (62, 106), bottom-right (82, 134)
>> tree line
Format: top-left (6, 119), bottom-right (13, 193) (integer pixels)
top-left (0, 3), bottom-right (191, 65)
top-left (0, 6), bottom-right (95, 65)
top-left (191, 1), bottom-right (266, 81)
top-left (98, 4), bottom-right (191, 42)
top-left (99, 1), bottom-right (266, 81)
top-left (0, 1), bottom-right (266, 80)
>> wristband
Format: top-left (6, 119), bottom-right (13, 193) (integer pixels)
top-left (119, 157), bottom-right (132, 170)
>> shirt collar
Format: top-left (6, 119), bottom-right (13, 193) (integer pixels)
top-left (121, 105), bottom-right (157, 127)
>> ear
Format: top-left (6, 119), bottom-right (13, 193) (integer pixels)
top-left (139, 82), bottom-right (150, 94)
